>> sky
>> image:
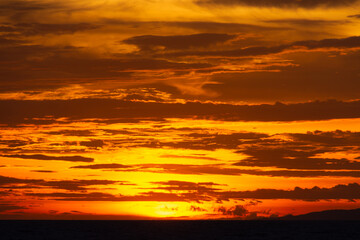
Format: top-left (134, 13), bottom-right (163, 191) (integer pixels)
top-left (1, 0), bottom-right (360, 220)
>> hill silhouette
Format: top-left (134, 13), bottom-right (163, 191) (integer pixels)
top-left (279, 208), bottom-right (360, 220)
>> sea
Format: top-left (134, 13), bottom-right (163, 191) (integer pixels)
top-left (2, 220), bottom-right (360, 240)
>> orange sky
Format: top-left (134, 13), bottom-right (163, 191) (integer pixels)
top-left (1, 0), bottom-right (360, 220)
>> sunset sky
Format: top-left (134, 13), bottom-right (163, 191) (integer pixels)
top-left (1, 0), bottom-right (360, 219)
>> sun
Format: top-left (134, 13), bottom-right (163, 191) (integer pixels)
top-left (154, 203), bottom-right (180, 217)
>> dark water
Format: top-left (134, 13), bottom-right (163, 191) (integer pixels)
top-left (2, 220), bottom-right (360, 240)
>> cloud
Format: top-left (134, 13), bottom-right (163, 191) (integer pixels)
top-left (288, 130), bottom-right (360, 146)
top-left (0, 23), bottom-right (99, 36)
top-left (0, 139), bottom-right (32, 147)
top-left (0, 203), bottom-right (27, 212)
top-left (138, 163), bottom-right (360, 178)
top-left (0, 37), bottom-right (26, 46)
top-left (144, 132), bottom-right (268, 150)
top-left (0, 174), bottom-right (129, 191)
top-left (205, 50), bottom-right (360, 102)
top-left (215, 183), bottom-right (360, 201)
top-left (0, 0), bottom-right (60, 13)
top-left (0, 40), bottom-right (212, 93)
top-left (71, 163), bottom-right (132, 170)
top-left (148, 180), bottom-right (223, 192)
top-left (217, 205), bottom-right (248, 216)
top-left (79, 140), bottom-right (105, 149)
top-left (190, 205), bottom-right (207, 212)
top-left (40, 179), bottom-right (122, 191)
top-left (136, 163), bottom-right (248, 175)
top-left (0, 175), bottom-right (41, 186)
top-left (13, 23), bottom-right (100, 36)
top-left (3, 174), bottom-right (360, 203)
top-left (1, 22), bottom-right (359, 103)
top-left (164, 21), bottom-right (285, 33)
top-left (161, 36), bottom-right (360, 57)
top-left (2, 154), bottom-right (94, 162)
top-left (0, 1), bottom-right (69, 23)
top-left (47, 130), bottom-right (95, 136)
top-left (294, 36), bottom-right (360, 49)
top-left (26, 192), bottom-right (124, 201)
top-left (160, 154), bottom-right (219, 161)
top-left (137, 129), bottom-right (360, 153)
top-left (3, 99), bottom-right (360, 127)
top-left (263, 19), bottom-right (347, 26)
top-left (31, 170), bottom-right (56, 173)
top-left (348, 14), bottom-right (360, 18)
top-left (26, 191), bottom-right (211, 202)
top-left (235, 147), bottom-right (360, 170)
top-left (104, 20), bottom-right (285, 34)
top-left (123, 33), bottom-right (236, 51)
top-left (196, 0), bottom-right (359, 8)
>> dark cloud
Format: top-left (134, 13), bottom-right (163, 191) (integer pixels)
top-left (71, 163), bottom-right (132, 170)
top-left (148, 180), bottom-right (222, 192)
top-left (31, 170), bottom-right (56, 173)
top-left (294, 36), bottom-right (360, 49)
top-left (40, 179), bottom-right (121, 191)
top-left (160, 154), bottom-right (219, 161)
top-left (217, 205), bottom-right (248, 216)
top-left (3, 174), bottom-right (360, 203)
top-left (46, 130), bottom-right (96, 136)
top-left (2, 154), bottom-right (94, 162)
top-left (348, 14), bottom-right (360, 18)
top-left (0, 139), bottom-right (33, 147)
top-left (0, 25), bottom-right (16, 32)
top-left (0, 175), bottom-right (42, 185)
top-left (1, 29), bottom-right (359, 103)
top-left (263, 19), bottom-right (346, 26)
top-left (0, 174), bottom-right (128, 191)
top-left (205, 49), bottom-right (360, 102)
top-left (13, 23), bottom-right (99, 36)
top-left (26, 192), bottom-right (123, 201)
top-left (0, 0), bottom-right (60, 12)
top-left (190, 205), bottom-right (207, 212)
top-left (0, 39), bottom-right (212, 92)
top-left (165, 21), bottom-right (286, 33)
top-left (144, 132), bottom-right (268, 150)
top-left (27, 191), bottom-right (211, 202)
top-left (0, 36), bottom-right (26, 46)
top-left (104, 20), bottom-right (286, 34)
top-left (123, 33), bottom-right (236, 51)
top-left (3, 99), bottom-right (360, 126)
top-left (0, 23), bottom-right (99, 36)
top-left (196, 0), bottom-right (358, 8)
top-left (161, 45), bottom-right (288, 58)
top-left (216, 183), bottom-right (360, 201)
top-left (237, 169), bottom-right (360, 178)
top-left (138, 163), bottom-right (360, 178)
top-left (72, 163), bottom-right (258, 176)
top-left (0, 203), bottom-right (27, 212)
top-left (136, 163), bottom-right (248, 175)
top-left (0, 1), bottom-right (68, 23)
top-left (162, 36), bottom-right (360, 57)
top-left (79, 140), bottom-right (105, 149)
top-left (235, 147), bottom-right (360, 170)
top-left (288, 130), bottom-right (360, 146)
